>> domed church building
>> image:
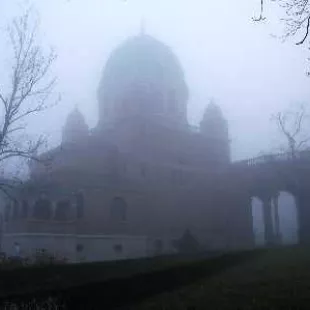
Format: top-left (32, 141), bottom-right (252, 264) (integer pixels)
top-left (1, 33), bottom-right (254, 262)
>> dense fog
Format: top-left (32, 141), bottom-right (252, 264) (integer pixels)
top-left (0, 0), bottom-right (307, 252)
top-left (1, 0), bottom-right (310, 159)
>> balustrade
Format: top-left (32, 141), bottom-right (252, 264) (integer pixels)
top-left (234, 150), bottom-right (310, 168)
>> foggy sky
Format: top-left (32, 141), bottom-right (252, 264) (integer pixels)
top-left (1, 0), bottom-right (310, 161)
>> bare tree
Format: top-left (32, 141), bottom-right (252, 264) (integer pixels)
top-left (253, 0), bottom-right (267, 22)
top-left (0, 9), bottom-right (57, 196)
top-left (258, 0), bottom-right (310, 45)
top-left (272, 104), bottom-right (310, 158)
top-left (277, 0), bottom-right (310, 45)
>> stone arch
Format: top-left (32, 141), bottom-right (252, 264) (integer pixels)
top-left (110, 197), bottom-right (127, 222)
top-left (251, 196), bottom-right (265, 246)
top-left (54, 199), bottom-right (71, 221)
top-left (33, 196), bottom-right (52, 220)
top-left (274, 191), bottom-right (299, 245)
top-left (4, 203), bottom-right (10, 222)
top-left (11, 201), bottom-right (20, 220)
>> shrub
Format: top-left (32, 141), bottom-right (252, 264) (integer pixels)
top-left (176, 229), bottom-right (200, 254)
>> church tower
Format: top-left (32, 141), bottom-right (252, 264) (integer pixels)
top-left (200, 100), bottom-right (230, 164)
top-left (62, 107), bottom-right (89, 145)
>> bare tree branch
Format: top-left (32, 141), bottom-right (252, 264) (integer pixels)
top-left (296, 15), bottom-right (310, 44)
top-left (276, 0), bottom-right (310, 44)
top-left (297, 137), bottom-right (310, 149)
top-left (272, 104), bottom-right (310, 159)
top-left (291, 106), bottom-right (305, 137)
top-left (257, 0), bottom-right (310, 48)
top-left (253, 0), bottom-right (267, 22)
top-left (0, 8), bottom-right (58, 198)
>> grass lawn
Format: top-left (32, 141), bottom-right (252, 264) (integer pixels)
top-left (0, 249), bottom-right (261, 308)
top-left (0, 253), bottom-right (210, 297)
top-left (2, 247), bottom-right (310, 309)
top-left (131, 246), bottom-right (310, 309)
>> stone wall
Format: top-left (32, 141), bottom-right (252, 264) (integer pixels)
top-left (2, 233), bottom-right (150, 263)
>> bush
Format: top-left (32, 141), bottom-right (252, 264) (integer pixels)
top-left (176, 230), bottom-right (200, 254)
top-left (0, 250), bottom-right (68, 270)
top-left (32, 250), bottom-right (68, 266)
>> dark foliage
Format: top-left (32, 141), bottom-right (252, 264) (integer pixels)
top-left (176, 229), bottom-right (200, 254)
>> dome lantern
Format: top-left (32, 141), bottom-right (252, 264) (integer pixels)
top-left (62, 107), bottom-right (89, 145)
top-left (200, 100), bottom-right (230, 163)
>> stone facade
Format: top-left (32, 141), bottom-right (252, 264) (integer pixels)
top-left (2, 233), bottom-right (149, 262)
top-left (1, 33), bottom-right (255, 261)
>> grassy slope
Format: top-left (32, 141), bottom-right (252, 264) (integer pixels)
top-left (0, 254), bottom-right (206, 297)
top-left (2, 247), bottom-right (310, 309)
top-left (0, 250), bottom-right (261, 308)
top-left (132, 246), bottom-right (310, 309)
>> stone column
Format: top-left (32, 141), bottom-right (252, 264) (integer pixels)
top-left (272, 194), bottom-right (281, 245)
top-left (262, 196), bottom-right (275, 246)
top-left (248, 197), bottom-right (256, 248)
top-left (296, 190), bottom-right (310, 245)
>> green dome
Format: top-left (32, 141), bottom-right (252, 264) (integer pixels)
top-left (97, 34), bottom-right (188, 125)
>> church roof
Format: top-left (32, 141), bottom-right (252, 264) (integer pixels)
top-left (97, 34), bottom-right (188, 124)
top-left (101, 34), bottom-right (186, 87)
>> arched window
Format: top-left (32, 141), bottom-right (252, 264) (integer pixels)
top-left (33, 197), bottom-right (52, 220)
top-left (75, 192), bottom-right (84, 219)
top-left (12, 201), bottom-right (19, 219)
top-left (149, 89), bottom-right (163, 114)
top-left (110, 197), bottom-right (127, 222)
top-left (21, 200), bottom-right (29, 218)
top-left (168, 90), bottom-right (178, 114)
top-left (4, 204), bottom-right (10, 222)
top-left (54, 199), bottom-right (71, 221)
